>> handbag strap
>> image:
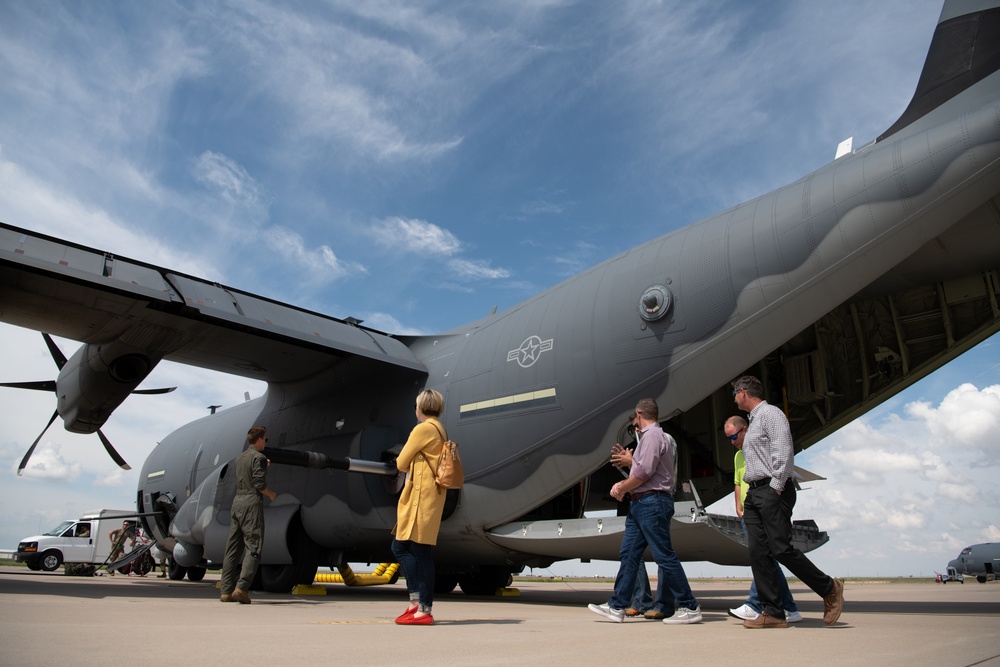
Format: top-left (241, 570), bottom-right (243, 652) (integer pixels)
top-left (430, 422), bottom-right (447, 443)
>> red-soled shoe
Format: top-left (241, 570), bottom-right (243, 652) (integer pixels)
top-left (397, 613), bottom-right (433, 625)
top-left (395, 607), bottom-right (417, 624)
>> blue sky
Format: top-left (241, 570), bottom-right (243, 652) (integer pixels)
top-left (1, 0), bottom-right (997, 578)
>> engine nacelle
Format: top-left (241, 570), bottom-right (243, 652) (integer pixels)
top-left (56, 340), bottom-right (163, 433)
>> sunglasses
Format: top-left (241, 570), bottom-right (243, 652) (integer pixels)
top-left (727, 426), bottom-right (745, 442)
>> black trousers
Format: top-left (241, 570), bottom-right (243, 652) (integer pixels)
top-left (742, 481), bottom-right (834, 618)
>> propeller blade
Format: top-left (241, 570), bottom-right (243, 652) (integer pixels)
top-left (97, 429), bottom-right (131, 471)
top-left (0, 380), bottom-right (57, 392)
top-left (42, 333), bottom-right (68, 370)
top-left (132, 387), bottom-right (177, 395)
top-left (18, 410), bottom-right (59, 476)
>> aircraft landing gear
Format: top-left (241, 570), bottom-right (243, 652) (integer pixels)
top-left (458, 566), bottom-right (515, 596)
top-left (256, 511), bottom-right (321, 593)
top-left (434, 574), bottom-right (459, 594)
top-left (167, 558), bottom-right (187, 581)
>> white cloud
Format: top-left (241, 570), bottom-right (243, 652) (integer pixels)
top-left (193, 151), bottom-right (265, 209)
top-left (0, 156), bottom-right (225, 282)
top-left (359, 312), bottom-right (429, 336)
top-left (195, 1), bottom-right (468, 162)
top-left (261, 226), bottom-right (366, 281)
top-left (936, 482), bottom-right (979, 504)
top-left (448, 258), bottom-right (511, 280)
top-left (371, 216), bottom-right (462, 255)
top-left (16, 443), bottom-right (82, 482)
top-left (551, 241), bottom-right (598, 277)
top-left (906, 383), bottom-right (1000, 454)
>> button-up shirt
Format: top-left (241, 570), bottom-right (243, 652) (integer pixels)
top-left (742, 400), bottom-right (794, 492)
top-left (630, 421), bottom-right (677, 495)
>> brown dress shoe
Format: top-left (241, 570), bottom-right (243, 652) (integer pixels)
top-left (220, 593), bottom-right (235, 602)
top-left (743, 613), bottom-right (788, 629)
top-left (823, 578), bottom-right (844, 625)
top-left (232, 588), bottom-right (252, 604)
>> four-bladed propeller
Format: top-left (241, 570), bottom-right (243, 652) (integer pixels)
top-left (0, 333), bottom-right (176, 476)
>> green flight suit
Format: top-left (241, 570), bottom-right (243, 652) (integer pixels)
top-left (220, 446), bottom-right (269, 594)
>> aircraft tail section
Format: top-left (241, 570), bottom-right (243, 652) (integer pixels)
top-left (878, 0), bottom-right (1000, 141)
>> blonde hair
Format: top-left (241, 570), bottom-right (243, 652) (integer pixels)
top-left (416, 389), bottom-right (444, 417)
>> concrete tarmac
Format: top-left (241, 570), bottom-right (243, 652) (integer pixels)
top-left (1, 566), bottom-right (998, 666)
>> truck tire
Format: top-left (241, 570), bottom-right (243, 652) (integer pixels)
top-left (40, 550), bottom-right (62, 572)
top-left (25, 559), bottom-right (42, 571)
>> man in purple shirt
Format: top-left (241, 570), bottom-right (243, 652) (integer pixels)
top-left (588, 398), bottom-right (701, 624)
top-left (733, 375), bottom-right (844, 628)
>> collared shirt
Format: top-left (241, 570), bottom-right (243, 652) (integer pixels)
top-left (742, 400), bottom-right (794, 492)
top-left (630, 421), bottom-right (677, 495)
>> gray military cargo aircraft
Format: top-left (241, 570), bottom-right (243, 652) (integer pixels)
top-left (948, 543), bottom-right (1000, 582)
top-left (2, 0), bottom-right (999, 593)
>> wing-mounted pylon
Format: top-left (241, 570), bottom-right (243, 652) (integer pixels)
top-left (0, 333), bottom-right (175, 475)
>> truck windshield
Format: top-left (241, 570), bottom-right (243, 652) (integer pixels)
top-left (43, 521), bottom-right (74, 536)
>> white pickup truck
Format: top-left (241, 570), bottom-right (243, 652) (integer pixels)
top-left (16, 509), bottom-right (135, 573)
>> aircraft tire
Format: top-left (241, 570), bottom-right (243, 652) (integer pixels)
top-left (40, 550), bottom-right (62, 572)
top-left (187, 566), bottom-right (206, 582)
top-left (257, 510), bottom-right (320, 593)
top-left (977, 575), bottom-right (987, 583)
top-left (458, 566), bottom-right (512, 596)
top-left (434, 575), bottom-right (458, 594)
top-left (168, 558), bottom-right (188, 581)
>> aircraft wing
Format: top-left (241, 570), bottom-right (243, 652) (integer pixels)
top-left (486, 504), bottom-right (829, 567)
top-left (0, 223), bottom-right (426, 384)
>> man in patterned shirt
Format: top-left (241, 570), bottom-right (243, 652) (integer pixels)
top-left (732, 375), bottom-right (843, 629)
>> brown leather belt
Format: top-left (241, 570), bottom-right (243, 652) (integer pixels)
top-left (630, 490), bottom-right (670, 500)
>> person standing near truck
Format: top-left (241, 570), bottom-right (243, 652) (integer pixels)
top-left (106, 521), bottom-right (135, 576)
top-left (219, 426), bottom-right (277, 604)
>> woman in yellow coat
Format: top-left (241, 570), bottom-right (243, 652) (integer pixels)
top-left (391, 388), bottom-right (447, 625)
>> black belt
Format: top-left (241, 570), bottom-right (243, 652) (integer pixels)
top-left (630, 490), bottom-right (670, 500)
top-left (747, 478), bottom-right (772, 489)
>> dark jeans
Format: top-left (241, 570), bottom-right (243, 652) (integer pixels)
top-left (743, 481), bottom-right (834, 618)
top-left (630, 565), bottom-right (653, 611)
top-left (391, 538), bottom-right (435, 609)
top-left (609, 493), bottom-right (697, 613)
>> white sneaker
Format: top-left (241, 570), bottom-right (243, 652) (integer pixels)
top-left (786, 610), bottom-right (802, 624)
top-left (728, 604), bottom-right (759, 621)
top-left (663, 606), bottom-right (703, 624)
top-left (588, 603), bottom-right (625, 623)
